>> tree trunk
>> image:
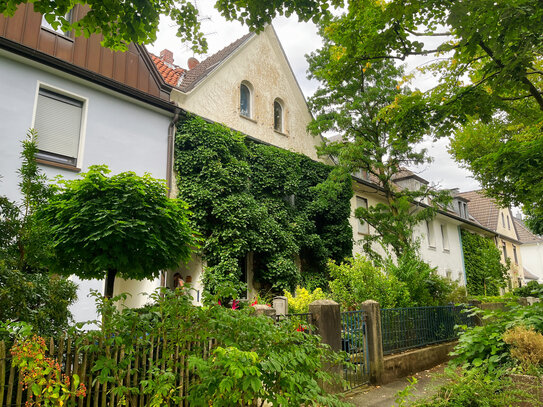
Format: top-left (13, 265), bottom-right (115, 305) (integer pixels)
top-left (104, 269), bottom-right (117, 298)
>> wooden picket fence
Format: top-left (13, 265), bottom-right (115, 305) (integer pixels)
top-left (0, 336), bottom-right (215, 407)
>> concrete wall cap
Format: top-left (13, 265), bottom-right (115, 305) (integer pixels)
top-left (309, 299), bottom-right (339, 306)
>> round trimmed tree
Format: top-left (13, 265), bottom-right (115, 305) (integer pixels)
top-left (40, 165), bottom-right (194, 298)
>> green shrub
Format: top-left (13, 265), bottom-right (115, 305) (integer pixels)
top-left (385, 251), bottom-right (462, 306)
top-left (284, 286), bottom-right (330, 313)
top-left (514, 280), bottom-right (543, 298)
top-left (412, 368), bottom-right (524, 407)
top-left (469, 292), bottom-right (519, 304)
top-left (451, 302), bottom-right (543, 371)
top-left (73, 289), bottom-right (349, 407)
top-left (328, 255), bottom-right (411, 309)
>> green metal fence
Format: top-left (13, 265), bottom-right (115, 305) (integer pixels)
top-left (381, 305), bottom-right (474, 355)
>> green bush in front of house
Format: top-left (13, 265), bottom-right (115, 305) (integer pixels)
top-left (174, 116), bottom-right (353, 302)
top-left (32, 288), bottom-right (349, 407)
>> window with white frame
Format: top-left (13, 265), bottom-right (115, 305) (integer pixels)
top-left (273, 99), bottom-right (283, 132)
top-left (426, 220), bottom-right (436, 248)
top-left (441, 224), bottom-right (450, 251)
top-left (33, 87), bottom-right (84, 167)
top-left (240, 82), bottom-right (252, 118)
top-left (356, 196), bottom-right (369, 235)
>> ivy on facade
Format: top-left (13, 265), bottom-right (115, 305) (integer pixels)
top-left (174, 116), bottom-right (353, 298)
top-left (460, 229), bottom-right (509, 296)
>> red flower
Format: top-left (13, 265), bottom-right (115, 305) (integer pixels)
top-left (231, 299), bottom-right (239, 310)
top-left (250, 298), bottom-right (258, 306)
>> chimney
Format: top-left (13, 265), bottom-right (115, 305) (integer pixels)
top-left (188, 57), bottom-right (200, 70)
top-left (160, 49), bottom-right (174, 65)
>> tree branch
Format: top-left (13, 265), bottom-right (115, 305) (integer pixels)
top-left (478, 40), bottom-right (543, 111)
top-left (405, 28), bottom-right (452, 36)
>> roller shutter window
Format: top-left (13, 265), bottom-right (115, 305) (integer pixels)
top-left (34, 88), bottom-right (83, 166)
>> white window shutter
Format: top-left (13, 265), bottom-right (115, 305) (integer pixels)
top-left (34, 89), bottom-right (82, 160)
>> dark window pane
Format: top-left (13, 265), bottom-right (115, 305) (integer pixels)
top-left (240, 84), bottom-right (250, 117)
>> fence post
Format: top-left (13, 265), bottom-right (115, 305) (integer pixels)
top-left (253, 304), bottom-right (276, 319)
top-left (361, 300), bottom-right (384, 385)
top-left (308, 300), bottom-right (342, 392)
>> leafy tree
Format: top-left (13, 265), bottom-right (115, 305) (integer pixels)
top-left (0, 262), bottom-right (77, 339)
top-left (307, 9), bottom-right (450, 259)
top-left (0, 0), bottom-right (342, 52)
top-left (315, 0), bottom-right (543, 234)
top-left (0, 130), bottom-right (77, 337)
top-left (460, 230), bottom-right (508, 296)
top-left (39, 165), bottom-right (194, 298)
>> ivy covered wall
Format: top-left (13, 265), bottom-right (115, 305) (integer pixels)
top-left (461, 229), bottom-right (509, 296)
top-left (174, 116), bottom-right (353, 297)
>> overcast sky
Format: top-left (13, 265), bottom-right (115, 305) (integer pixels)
top-left (147, 5), bottom-right (480, 193)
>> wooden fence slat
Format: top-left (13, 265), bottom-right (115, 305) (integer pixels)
top-left (138, 342), bottom-right (147, 407)
top-left (109, 346), bottom-right (118, 407)
top-left (66, 337), bottom-right (73, 377)
top-left (57, 336), bottom-right (65, 366)
top-left (77, 341), bottom-right (87, 407)
top-left (6, 354), bottom-right (15, 407)
top-left (15, 365), bottom-right (23, 407)
top-left (0, 341), bottom-right (5, 407)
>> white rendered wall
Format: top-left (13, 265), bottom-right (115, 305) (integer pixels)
top-left (520, 243), bottom-right (543, 281)
top-left (0, 53), bottom-right (172, 323)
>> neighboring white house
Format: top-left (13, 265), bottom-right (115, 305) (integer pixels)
top-left (0, 4), bottom-right (179, 322)
top-left (514, 217), bottom-right (543, 283)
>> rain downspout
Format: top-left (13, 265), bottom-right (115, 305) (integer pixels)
top-left (161, 108), bottom-right (181, 289)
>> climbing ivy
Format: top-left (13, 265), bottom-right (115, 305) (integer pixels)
top-left (460, 230), bottom-right (509, 296)
top-left (174, 116), bottom-right (352, 299)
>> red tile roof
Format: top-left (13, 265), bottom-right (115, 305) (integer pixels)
top-left (178, 33), bottom-right (254, 92)
top-left (150, 54), bottom-right (186, 87)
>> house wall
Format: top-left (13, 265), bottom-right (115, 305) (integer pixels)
top-left (520, 243), bottom-right (543, 281)
top-left (171, 26), bottom-right (322, 161)
top-left (350, 181), bottom-right (466, 283)
top-left (498, 237), bottom-right (524, 288)
top-left (0, 53), bottom-right (172, 322)
top-left (416, 216), bottom-right (465, 283)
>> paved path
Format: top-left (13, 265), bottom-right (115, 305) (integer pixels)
top-left (342, 364), bottom-right (449, 407)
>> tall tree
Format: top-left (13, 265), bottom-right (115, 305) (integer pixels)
top-left (39, 165), bottom-right (195, 298)
top-left (1, 0), bottom-right (342, 52)
top-left (313, 0), bottom-right (543, 233)
top-left (307, 8), bottom-right (450, 260)
top-left (0, 130), bottom-right (77, 337)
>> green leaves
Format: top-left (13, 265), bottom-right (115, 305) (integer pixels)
top-left (175, 116), bottom-right (352, 298)
top-left (460, 230), bottom-right (508, 296)
top-left (38, 165), bottom-right (195, 283)
top-left (1, 0), bottom-right (342, 53)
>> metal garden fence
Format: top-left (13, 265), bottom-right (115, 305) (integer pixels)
top-left (380, 305), bottom-right (475, 355)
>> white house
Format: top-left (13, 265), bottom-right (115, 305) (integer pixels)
top-left (0, 4), bottom-right (179, 322)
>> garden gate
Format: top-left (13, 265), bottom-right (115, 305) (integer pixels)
top-left (341, 310), bottom-right (370, 389)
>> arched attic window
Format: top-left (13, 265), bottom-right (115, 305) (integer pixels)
top-left (273, 99), bottom-right (284, 132)
top-left (240, 82), bottom-right (252, 118)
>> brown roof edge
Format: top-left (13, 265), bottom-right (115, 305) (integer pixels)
top-left (136, 43), bottom-right (174, 94)
top-left (0, 37), bottom-right (178, 113)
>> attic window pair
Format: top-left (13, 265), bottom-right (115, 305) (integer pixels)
top-left (239, 82), bottom-right (284, 133)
